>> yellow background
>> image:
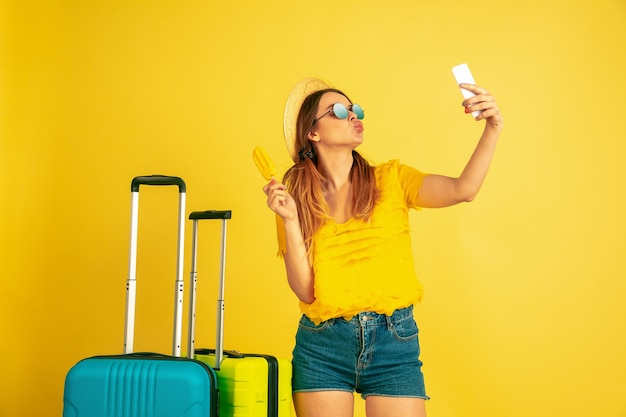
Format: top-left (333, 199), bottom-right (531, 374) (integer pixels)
top-left (1, 0), bottom-right (625, 416)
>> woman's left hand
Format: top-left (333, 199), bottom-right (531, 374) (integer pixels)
top-left (460, 84), bottom-right (503, 128)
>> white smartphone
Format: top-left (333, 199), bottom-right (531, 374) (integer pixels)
top-left (452, 63), bottom-right (482, 118)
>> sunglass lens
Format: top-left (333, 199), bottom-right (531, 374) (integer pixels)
top-left (352, 103), bottom-right (364, 120)
top-left (333, 103), bottom-right (349, 119)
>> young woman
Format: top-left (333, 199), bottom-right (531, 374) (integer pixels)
top-left (263, 78), bottom-right (503, 417)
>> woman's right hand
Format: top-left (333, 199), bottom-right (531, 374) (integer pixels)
top-left (263, 178), bottom-right (298, 221)
top-left (263, 178), bottom-right (314, 303)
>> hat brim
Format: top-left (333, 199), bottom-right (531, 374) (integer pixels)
top-left (283, 78), bottom-right (332, 163)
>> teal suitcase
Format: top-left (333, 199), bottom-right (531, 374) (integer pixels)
top-left (63, 353), bottom-right (218, 417)
top-left (187, 210), bottom-right (292, 417)
top-left (63, 176), bottom-right (218, 417)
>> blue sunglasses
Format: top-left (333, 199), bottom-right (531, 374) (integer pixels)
top-left (313, 103), bottom-right (364, 125)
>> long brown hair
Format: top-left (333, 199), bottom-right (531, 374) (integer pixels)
top-left (283, 88), bottom-right (379, 252)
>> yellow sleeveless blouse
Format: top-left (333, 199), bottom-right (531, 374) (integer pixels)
top-left (277, 160), bottom-right (427, 324)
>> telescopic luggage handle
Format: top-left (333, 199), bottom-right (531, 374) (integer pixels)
top-left (187, 210), bottom-right (232, 369)
top-left (124, 175), bottom-right (187, 357)
top-left (131, 175), bottom-right (186, 192)
top-left (189, 210), bottom-right (232, 221)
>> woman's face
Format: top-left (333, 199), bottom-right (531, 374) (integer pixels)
top-left (309, 91), bottom-right (364, 156)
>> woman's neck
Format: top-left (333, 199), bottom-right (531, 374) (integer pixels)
top-left (317, 151), bottom-right (353, 191)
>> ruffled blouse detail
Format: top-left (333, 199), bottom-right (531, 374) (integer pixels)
top-left (279, 160), bottom-right (427, 324)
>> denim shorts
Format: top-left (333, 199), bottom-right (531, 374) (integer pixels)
top-left (292, 305), bottom-right (429, 399)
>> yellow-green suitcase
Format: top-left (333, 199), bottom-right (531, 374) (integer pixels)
top-left (187, 210), bottom-right (292, 417)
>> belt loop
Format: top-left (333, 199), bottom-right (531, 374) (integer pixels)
top-left (385, 313), bottom-right (393, 331)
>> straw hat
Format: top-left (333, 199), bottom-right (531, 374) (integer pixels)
top-left (283, 77), bottom-right (332, 162)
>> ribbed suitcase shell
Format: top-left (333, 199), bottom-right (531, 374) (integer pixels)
top-left (63, 355), bottom-right (218, 417)
top-left (194, 350), bottom-right (291, 417)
